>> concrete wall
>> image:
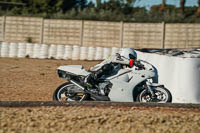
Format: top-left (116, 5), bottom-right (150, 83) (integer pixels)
top-left (0, 16), bottom-right (4, 41)
top-left (123, 23), bottom-right (163, 48)
top-left (4, 16), bottom-right (42, 43)
top-left (43, 19), bottom-right (82, 45)
top-left (82, 21), bottom-right (121, 47)
top-left (1, 16), bottom-right (200, 48)
top-left (165, 24), bottom-right (200, 48)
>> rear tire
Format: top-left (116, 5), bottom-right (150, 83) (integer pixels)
top-left (53, 82), bottom-right (88, 102)
top-left (137, 86), bottom-right (172, 103)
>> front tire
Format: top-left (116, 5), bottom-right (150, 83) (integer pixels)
top-left (53, 82), bottom-right (88, 102)
top-left (137, 86), bottom-right (172, 103)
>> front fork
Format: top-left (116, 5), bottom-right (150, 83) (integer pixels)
top-left (145, 81), bottom-right (156, 98)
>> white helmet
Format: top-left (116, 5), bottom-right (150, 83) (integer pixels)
top-left (119, 48), bottom-right (137, 60)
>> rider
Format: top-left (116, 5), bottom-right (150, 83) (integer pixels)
top-left (85, 48), bottom-right (137, 91)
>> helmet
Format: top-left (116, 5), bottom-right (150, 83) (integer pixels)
top-left (119, 48), bottom-right (137, 60)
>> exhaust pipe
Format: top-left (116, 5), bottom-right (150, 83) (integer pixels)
top-left (69, 80), bottom-right (110, 101)
top-left (70, 80), bottom-right (85, 91)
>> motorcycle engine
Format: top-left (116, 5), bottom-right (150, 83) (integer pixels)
top-left (98, 81), bottom-right (112, 96)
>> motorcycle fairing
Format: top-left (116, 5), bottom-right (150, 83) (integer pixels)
top-left (108, 70), bottom-right (157, 102)
top-left (57, 65), bottom-right (90, 76)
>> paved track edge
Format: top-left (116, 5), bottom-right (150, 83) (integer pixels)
top-left (0, 101), bottom-right (200, 109)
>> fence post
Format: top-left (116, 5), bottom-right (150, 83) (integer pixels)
top-left (1, 16), bottom-right (6, 42)
top-left (40, 18), bottom-right (44, 44)
top-left (161, 21), bottom-right (165, 49)
top-left (120, 21), bottom-right (124, 48)
top-left (80, 20), bottom-right (84, 46)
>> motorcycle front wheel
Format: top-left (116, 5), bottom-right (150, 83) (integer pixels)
top-left (53, 82), bottom-right (88, 102)
top-left (137, 86), bottom-right (172, 103)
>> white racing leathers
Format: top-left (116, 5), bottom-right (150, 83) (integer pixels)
top-left (90, 55), bottom-right (130, 72)
top-left (86, 55), bottom-right (131, 85)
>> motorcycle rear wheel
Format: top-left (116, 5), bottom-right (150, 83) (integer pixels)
top-left (137, 86), bottom-right (172, 103)
top-left (53, 82), bottom-right (88, 102)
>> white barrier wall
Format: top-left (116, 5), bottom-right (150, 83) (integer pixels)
top-left (136, 51), bottom-right (200, 103)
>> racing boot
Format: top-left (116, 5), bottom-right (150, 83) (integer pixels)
top-left (84, 73), bottom-right (100, 94)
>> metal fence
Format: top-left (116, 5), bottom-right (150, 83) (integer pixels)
top-left (0, 16), bottom-right (200, 48)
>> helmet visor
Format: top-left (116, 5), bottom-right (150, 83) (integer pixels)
top-left (129, 54), bottom-right (136, 59)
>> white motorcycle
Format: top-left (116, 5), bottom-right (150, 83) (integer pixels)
top-left (53, 59), bottom-right (172, 103)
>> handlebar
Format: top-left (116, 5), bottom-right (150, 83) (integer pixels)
top-left (134, 60), bottom-right (145, 70)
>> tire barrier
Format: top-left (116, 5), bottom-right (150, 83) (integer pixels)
top-left (111, 47), bottom-right (120, 56)
top-left (33, 44), bottom-right (41, 58)
top-left (9, 42), bottom-right (18, 58)
top-left (103, 47), bottom-right (111, 59)
top-left (0, 42), bottom-right (114, 60)
top-left (72, 45), bottom-right (80, 60)
top-left (56, 45), bottom-right (65, 59)
top-left (0, 42), bottom-right (9, 57)
top-left (87, 47), bottom-right (96, 61)
top-left (18, 43), bottom-right (26, 58)
top-left (95, 47), bottom-right (103, 60)
top-left (80, 46), bottom-right (88, 60)
top-left (0, 43), bottom-right (1, 56)
top-left (39, 44), bottom-right (49, 59)
top-left (26, 43), bottom-right (33, 58)
top-left (63, 45), bottom-right (72, 60)
top-left (48, 44), bottom-right (57, 59)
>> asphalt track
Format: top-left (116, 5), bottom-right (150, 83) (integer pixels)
top-left (1, 101), bottom-right (200, 109)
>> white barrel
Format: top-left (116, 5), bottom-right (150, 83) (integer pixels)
top-left (33, 44), bottom-right (41, 58)
top-left (0, 42), bottom-right (9, 57)
top-left (63, 45), bottom-right (72, 60)
top-left (95, 47), bottom-right (103, 60)
top-left (39, 44), bottom-right (49, 59)
top-left (80, 46), bottom-right (88, 60)
top-left (18, 43), bottom-right (26, 58)
top-left (56, 45), bottom-right (65, 59)
top-left (72, 45), bottom-right (80, 60)
top-left (9, 42), bottom-right (18, 58)
top-left (111, 47), bottom-right (120, 56)
top-left (103, 47), bottom-right (111, 59)
top-left (0, 42), bottom-right (1, 56)
top-left (48, 44), bottom-right (57, 59)
top-left (88, 47), bottom-right (96, 60)
top-left (25, 43), bottom-right (33, 58)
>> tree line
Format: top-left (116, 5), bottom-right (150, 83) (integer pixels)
top-left (0, 0), bottom-right (199, 23)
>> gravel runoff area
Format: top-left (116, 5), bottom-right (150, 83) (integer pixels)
top-left (0, 58), bottom-right (200, 133)
top-left (1, 105), bottom-right (200, 133)
top-left (0, 58), bottom-right (100, 101)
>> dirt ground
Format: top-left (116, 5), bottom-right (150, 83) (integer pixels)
top-left (0, 58), bottom-right (200, 133)
top-left (0, 58), bottom-right (100, 101)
